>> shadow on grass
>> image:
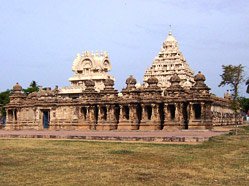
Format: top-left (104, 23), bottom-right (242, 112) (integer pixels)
top-left (109, 149), bottom-right (134, 154)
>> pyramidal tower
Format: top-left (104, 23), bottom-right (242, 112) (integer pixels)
top-left (144, 31), bottom-right (194, 91)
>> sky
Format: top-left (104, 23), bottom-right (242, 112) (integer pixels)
top-left (0, 0), bottom-right (249, 97)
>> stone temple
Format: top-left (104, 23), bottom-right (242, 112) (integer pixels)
top-left (4, 31), bottom-right (239, 131)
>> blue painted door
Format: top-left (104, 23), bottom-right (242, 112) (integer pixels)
top-left (43, 111), bottom-right (50, 129)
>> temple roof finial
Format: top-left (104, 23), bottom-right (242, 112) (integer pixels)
top-left (169, 24), bottom-right (172, 35)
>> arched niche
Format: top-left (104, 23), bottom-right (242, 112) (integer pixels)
top-left (82, 59), bottom-right (93, 69)
top-left (102, 60), bottom-right (111, 71)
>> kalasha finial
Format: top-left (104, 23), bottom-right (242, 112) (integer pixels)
top-left (169, 24), bottom-right (172, 35)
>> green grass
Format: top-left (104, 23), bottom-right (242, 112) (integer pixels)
top-left (1, 127), bottom-right (249, 186)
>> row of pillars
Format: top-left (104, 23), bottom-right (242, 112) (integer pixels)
top-left (5, 102), bottom-right (212, 130)
top-left (77, 102), bottom-right (211, 130)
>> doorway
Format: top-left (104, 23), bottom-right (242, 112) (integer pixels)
top-left (42, 110), bottom-right (50, 129)
top-left (193, 104), bottom-right (201, 119)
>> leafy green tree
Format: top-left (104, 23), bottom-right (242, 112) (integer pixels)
top-left (219, 64), bottom-right (245, 134)
top-left (219, 64), bottom-right (245, 99)
top-left (0, 90), bottom-right (11, 117)
top-left (238, 97), bottom-right (249, 114)
top-left (23, 81), bottom-right (39, 95)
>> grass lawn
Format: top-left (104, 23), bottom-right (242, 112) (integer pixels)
top-left (0, 127), bottom-right (249, 186)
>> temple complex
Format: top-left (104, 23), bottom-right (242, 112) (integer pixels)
top-left (4, 31), bottom-right (240, 131)
top-left (144, 31), bottom-right (194, 91)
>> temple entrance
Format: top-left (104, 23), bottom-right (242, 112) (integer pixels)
top-left (182, 103), bottom-right (189, 129)
top-left (42, 110), bottom-right (50, 129)
top-left (193, 104), bottom-right (201, 119)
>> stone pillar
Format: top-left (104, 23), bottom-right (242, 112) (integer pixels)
top-left (77, 107), bottom-right (83, 130)
top-left (71, 106), bottom-right (80, 130)
top-left (189, 102), bottom-right (194, 121)
top-left (95, 105), bottom-right (100, 130)
top-left (96, 105), bottom-right (103, 130)
top-left (141, 104), bottom-right (147, 121)
top-left (203, 102), bottom-right (212, 129)
top-left (139, 104), bottom-right (148, 130)
top-left (119, 105), bottom-right (123, 120)
top-left (88, 106), bottom-right (95, 130)
top-left (4, 109), bottom-right (11, 130)
top-left (176, 103), bottom-right (183, 127)
top-left (36, 108), bottom-right (43, 130)
top-left (15, 109), bottom-right (19, 130)
top-left (108, 105), bottom-right (117, 130)
top-left (188, 102), bottom-right (195, 129)
top-left (163, 103), bottom-right (168, 124)
top-left (151, 103), bottom-right (160, 130)
top-left (201, 102), bottom-right (205, 123)
top-left (130, 104), bottom-right (139, 130)
top-left (81, 106), bottom-right (90, 130)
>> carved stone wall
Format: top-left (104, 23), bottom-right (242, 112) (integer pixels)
top-left (4, 32), bottom-right (239, 131)
top-left (5, 73), bottom-right (238, 131)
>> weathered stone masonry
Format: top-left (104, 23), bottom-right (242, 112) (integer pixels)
top-left (5, 31), bottom-right (238, 131)
top-left (5, 72), bottom-right (236, 131)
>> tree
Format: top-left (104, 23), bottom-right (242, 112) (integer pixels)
top-left (219, 64), bottom-right (245, 134)
top-left (0, 90), bottom-right (11, 118)
top-left (238, 97), bottom-right (249, 114)
top-left (23, 81), bottom-right (39, 95)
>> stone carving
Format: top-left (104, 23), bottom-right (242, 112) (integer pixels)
top-left (144, 31), bottom-right (194, 92)
top-left (4, 31), bottom-right (239, 131)
top-left (60, 51), bottom-right (115, 94)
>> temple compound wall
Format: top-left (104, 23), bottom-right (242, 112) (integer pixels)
top-left (5, 72), bottom-right (238, 131)
top-left (4, 31), bottom-right (239, 131)
top-left (211, 95), bottom-right (238, 126)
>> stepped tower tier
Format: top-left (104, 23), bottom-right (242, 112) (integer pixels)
top-left (60, 51), bottom-right (115, 94)
top-left (143, 31), bottom-right (194, 91)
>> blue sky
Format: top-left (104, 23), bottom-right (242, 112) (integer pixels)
top-left (0, 0), bottom-right (248, 97)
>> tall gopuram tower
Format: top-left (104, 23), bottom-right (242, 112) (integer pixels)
top-left (60, 51), bottom-right (115, 94)
top-left (144, 31), bottom-right (194, 92)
